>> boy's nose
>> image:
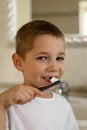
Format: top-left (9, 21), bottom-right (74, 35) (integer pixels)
top-left (47, 62), bottom-right (59, 72)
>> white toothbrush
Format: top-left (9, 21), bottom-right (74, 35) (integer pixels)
top-left (50, 77), bottom-right (59, 83)
top-left (38, 77), bottom-right (60, 91)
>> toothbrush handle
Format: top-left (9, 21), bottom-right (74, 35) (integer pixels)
top-left (38, 80), bottom-right (60, 91)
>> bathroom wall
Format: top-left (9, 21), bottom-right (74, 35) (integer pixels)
top-left (0, 0), bottom-right (31, 90)
top-left (32, 0), bottom-right (80, 34)
top-left (63, 46), bottom-right (87, 90)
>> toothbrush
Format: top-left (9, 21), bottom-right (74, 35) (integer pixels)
top-left (38, 77), bottom-right (60, 91)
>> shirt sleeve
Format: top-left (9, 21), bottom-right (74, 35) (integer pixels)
top-left (6, 110), bottom-right (10, 130)
top-left (66, 100), bottom-right (79, 130)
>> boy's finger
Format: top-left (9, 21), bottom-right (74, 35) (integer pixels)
top-left (33, 87), bottom-right (44, 96)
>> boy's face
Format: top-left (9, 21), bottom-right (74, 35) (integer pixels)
top-left (15, 34), bottom-right (65, 88)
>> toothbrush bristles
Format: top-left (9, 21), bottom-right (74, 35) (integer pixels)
top-left (50, 77), bottom-right (59, 83)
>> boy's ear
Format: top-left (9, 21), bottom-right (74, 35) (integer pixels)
top-left (12, 53), bottom-right (23, 71)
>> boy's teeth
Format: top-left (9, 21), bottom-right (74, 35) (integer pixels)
top-left (44, 76), bottom-right (58, 82)
top-left (45, 76), bottom-right (51, 81)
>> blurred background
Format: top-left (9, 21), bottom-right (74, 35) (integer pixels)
top-left (0, 0), bottom-right (87, 129)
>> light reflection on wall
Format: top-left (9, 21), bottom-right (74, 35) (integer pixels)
top-left (79, 1), bottom-right (87, 35)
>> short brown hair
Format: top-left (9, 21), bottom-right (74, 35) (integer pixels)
top-left (16, 20), bottom-right (64, 59)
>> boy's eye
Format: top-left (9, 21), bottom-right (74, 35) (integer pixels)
top-left (37, 56), bottom-right (47, 60)
top-left (56, 57), bottom-right (64, 61)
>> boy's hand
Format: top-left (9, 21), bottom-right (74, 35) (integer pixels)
top-left (0, 85), bottom-right (43, 109)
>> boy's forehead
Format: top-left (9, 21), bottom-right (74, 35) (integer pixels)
top-left (26, 35), bottom-right (65, 57)
top-left (33, 34), bottom-right (65, 46)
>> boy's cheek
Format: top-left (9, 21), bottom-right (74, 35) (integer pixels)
top-left (60, 67), bottom-right (65, 77)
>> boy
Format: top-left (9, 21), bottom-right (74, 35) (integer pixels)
top-left (0, 20), bottom-right (79, 130)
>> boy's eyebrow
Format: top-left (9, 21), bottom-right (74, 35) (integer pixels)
top-left (36, 52), bottom-right (65, 56)
top-left (59, 52), bottom-right (65, 55)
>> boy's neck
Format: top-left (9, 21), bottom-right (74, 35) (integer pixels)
top-left (37, 91), bottom-right (53, 98)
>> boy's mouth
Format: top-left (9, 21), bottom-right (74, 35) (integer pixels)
top-left (43, 76), bottom-right (57, 83)
top-left (39, 77), bottom-right (60, 91)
